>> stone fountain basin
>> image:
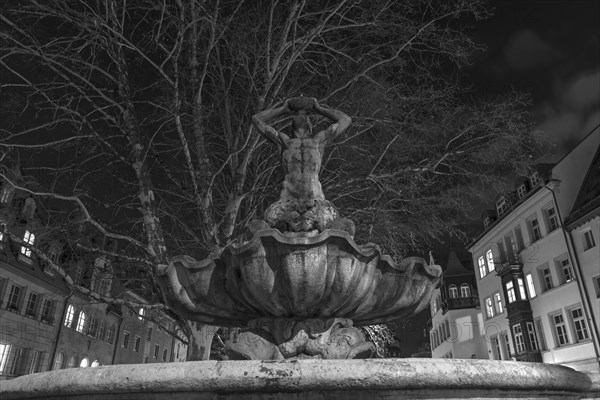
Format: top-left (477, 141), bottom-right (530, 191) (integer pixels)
top-left (157, 229), bottom-right (442, 327)
top-left (0, 359), bottom-right (597, 400)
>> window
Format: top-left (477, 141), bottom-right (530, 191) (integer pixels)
top-left (0, 185), bottom-right (13, 203)
top-left (526, 322), bottom-right (539, 351)
top-left (502, 332), bottom-right (512, 359)
top-left (147, 326), bottom-right (153, 341)
top-left (52, 352), bottom-right (64, 370)
top-left (154, 344), bottom-right (160, 358)
top-left (25, 292), bottom-right (39, 317)
top-left (534, 319), bottom-right (547, 351)
top-left (552, 313), bottom-right (569, 346)
top-left (448, 285), bottom-right (458, 298)
top-left (80, 358), bottom-right (89, 368)
top-left (514, 226), bottom-right (525, 251)
top-left (492, 336), bottom-right (502, 360)
top-left (67, 356), bottom-right (77, 368)
top-left (530, 218), bottom-right (542, 242)
top-left (75, 311), bottom-right (86, 333)
top-left (91, 360), bottom-right (99, 367)
top-left (540, 267), bottom-right (553, 292)
top-left (504, 234), bottom-right (517, 257)
top-left (594, 276), bottom-right (600, 299)
top-left (505, 281), bottom-right (516, 303)
top-left (558, 258), bottom-right (574, 283)
top-left (7, 285), bottom-right (22, 312)
top-left (517, 278), bottom-right (527, 300)
top-left (485, 297), bottom-right (494, 318)
top-left (41, 299), bottom-right (55, 323)
top-left (525, 274), bottom-right (537, 299)
top-left (583, 229), bottom-right (597, 251)
top-left (478, 256), bottom-right (486, 278)
top-left (486, 249), bottom-right (495, 272)
top-left (64, 305), bottom-right (75, 327)
top-left (494, 292), bottom-right (504, 314)
top-left (122, 331), bottom-right (130, 348)
top-left (28, 351), bottom-right (40, 374)
top-left (513, 324), bottom-right (525, 354)
top-left (496, 197), bottom-right (509, 216)
top-left (106, 325), bottom-right (115, 344)
top-left (460, 284), bottom-right (470, 298)
top-left (98, 320), bottom-right (106, 340)
top-left (0, 343), bottom-right (11, 375)
top-left (546, 207), bottom-right (559, 232)
top-left (530, 172), bottom-right (540, 187)
top-left (20, 230), bottom-right (35, 257)
top-left (9, 346), bottom-right (24, 375)
top-left (570, 307), bottom-right (589, 342)
top-left (517, 184), bottom-right (527, 199)
top-left (134, 336), bottom-right (141, 352)
top-left (162, 348), bottom-right (167, 362)
top-left (87, 315), bottom-right (98, 337)
top-left (138, 308), bottom-right (145, 321)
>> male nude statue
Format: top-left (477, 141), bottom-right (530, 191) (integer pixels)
top-left (251, 97), bottom-right (354, 234)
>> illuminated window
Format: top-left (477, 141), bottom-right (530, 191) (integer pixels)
top-left (138, 308), bottom-right (145, 321)
top-left (64, 305), bottom-right (75, 327)
top-left (0, 343), bottom-right (11, 374)
top-left (517, 277), bottom-right (527, 300)
top-left (525, 274), bottom-right (536, 298)
top-left (505, 281), bottom-right (516, 303)
top-left (91, 360), bottom-right (99, 367)
top-left (478, 256), bottom-right (486, 278)
top-left (76, 311), bottom-right (86, 333)
top-left (80, 358), bottom-right (89, 368)
top-left (486, 249), bottom-right (495, 272)
top-left (122, 331), bottom-right (130, 348)
top-left (20, 230), bottom-right (35, 257)
top-left (494, 292), bottom-right (503, 314)
top-left (485, 297), bottom-right (494, 318)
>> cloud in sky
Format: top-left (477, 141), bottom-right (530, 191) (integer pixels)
top-left (564, 70), bottom-right (600, 112)
top-left (503, 29), bottom-right (559, 70)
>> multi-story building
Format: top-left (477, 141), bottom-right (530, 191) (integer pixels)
top-left (429, 250), bottom-right (488, 360)
top-left (0, 178), bottom-right (187, 380)
top-left (469, 130), bottom-right (600, 372)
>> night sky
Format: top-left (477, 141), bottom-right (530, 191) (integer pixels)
top-left (469, 0), bottom-right (599, 160)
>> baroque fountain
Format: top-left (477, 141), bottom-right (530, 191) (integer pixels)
top-left (1, 98), bottom-right (597, 399)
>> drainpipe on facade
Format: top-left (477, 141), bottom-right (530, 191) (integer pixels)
top-left (49, 293), bottom-right (72, 369)
top-left (544, 183), bottom-right (600, 367)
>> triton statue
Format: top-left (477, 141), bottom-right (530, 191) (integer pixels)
top-left (251, 97), bottom-right (354, 234)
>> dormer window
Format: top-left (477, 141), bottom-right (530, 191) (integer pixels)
top-left (483, 217), bottom-right (492, 229)
top-left (20, 230), bottom-right (35, 257)
top-left (496, 197), bottom-right (509, 216)
top-left (448, 285), bottom-right (458, 298)
top-left (460, 284), bottom-right (471, 298)
top-left (517, 184), bottom-right (527, 199)
top-left (530, 172), bottom-right (540, 187)
top-left (0, 185), bottom-right (14, 203)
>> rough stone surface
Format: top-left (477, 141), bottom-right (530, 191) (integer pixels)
top-left (0, 359), bottom-right (596, 399)
top-left (156, 229), bottom-right (442, 327)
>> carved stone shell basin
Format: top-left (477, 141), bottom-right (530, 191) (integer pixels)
top-left (156, 229), bottom-right (442, 327)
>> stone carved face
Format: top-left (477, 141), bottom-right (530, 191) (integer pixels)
top-left (326, 327), bottom-right (375, 359)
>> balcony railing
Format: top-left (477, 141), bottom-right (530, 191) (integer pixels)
top-left (443, 296), bottom-right (480, 312)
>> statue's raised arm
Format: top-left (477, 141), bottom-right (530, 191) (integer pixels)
top-left (313, 100), bottom-right (352, 144)
top-left (252, 100), bottom-right (291, 145)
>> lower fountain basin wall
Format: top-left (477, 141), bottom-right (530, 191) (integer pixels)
top-left (0, 359), bottom-right (598, 400)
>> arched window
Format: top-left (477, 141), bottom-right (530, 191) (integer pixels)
top-left (64, 305), bottom-right (75, 327)
top-left (448, 285), bottom-right (458, 299)
top-left (52, 352), bottom-right (64, 370)
top-left (91, 360), bottom-right (99, 367)
top-left (80, 358), bottom-right (89, 368)
top-left (460, 284), bottom-right (471, 298)
top-left (138, 308), bottom-right (145, 321)
top-left (76, 311), bottom-right (86, 333)
top-left (67, 356), bottom-right (77, 368)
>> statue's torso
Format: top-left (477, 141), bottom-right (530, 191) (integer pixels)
top-left (280, 137), bottom-right (325, 201)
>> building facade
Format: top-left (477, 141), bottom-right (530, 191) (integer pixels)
top-left (469, 130), bottom-right (600, 372)
top-left (429, 251), bottom-right (488, 360)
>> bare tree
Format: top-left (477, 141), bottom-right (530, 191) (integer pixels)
top-left (0, 0), bottom-right (538, 359)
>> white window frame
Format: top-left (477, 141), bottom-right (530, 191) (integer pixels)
top-left (448, 285), bottom-right (458, 299)
top-left (460, 284), bottom-right (470, 298)
top-left (540, 266), bottom-right (553, 292)
top-left (552, 313), bottom-right (569, 347)
top-left (505, 281), bottom-right (516, 303)
top-left (526, 322), bottom-right (538, 351)
top-left (517, 277), bottom-right (527, 300)
top-left (75, 311), bottom-right (86, 333)
top-left (64, 305), bottom-right (75, 327)
top-left (546, 207), bottom-right (559, 231)
top-left (0, 343), bottom-right (11, 374)
top-left (530, 218), bottom-right (542, 242)
top-left (558, 257), bottom-right (574, 283)
top-left (485, 297), bottom-right (495, 318)
top-left (478, 256), bottom-right (486, 278)
top-left (486, 249), bottom-right (495, 272)
top-left (24, 292), bottom-right (39, 318)
top-left (513, 324), bottom-right (526, 354)
top-left (570, 307), bottom-right (590, 342)
top-left (494, 292), bottom-right (504, 314)
top-left (20, 230), bottom-right (35, 257)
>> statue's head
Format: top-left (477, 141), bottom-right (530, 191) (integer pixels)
top-left (291, 114), bottom-right (312, 138)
